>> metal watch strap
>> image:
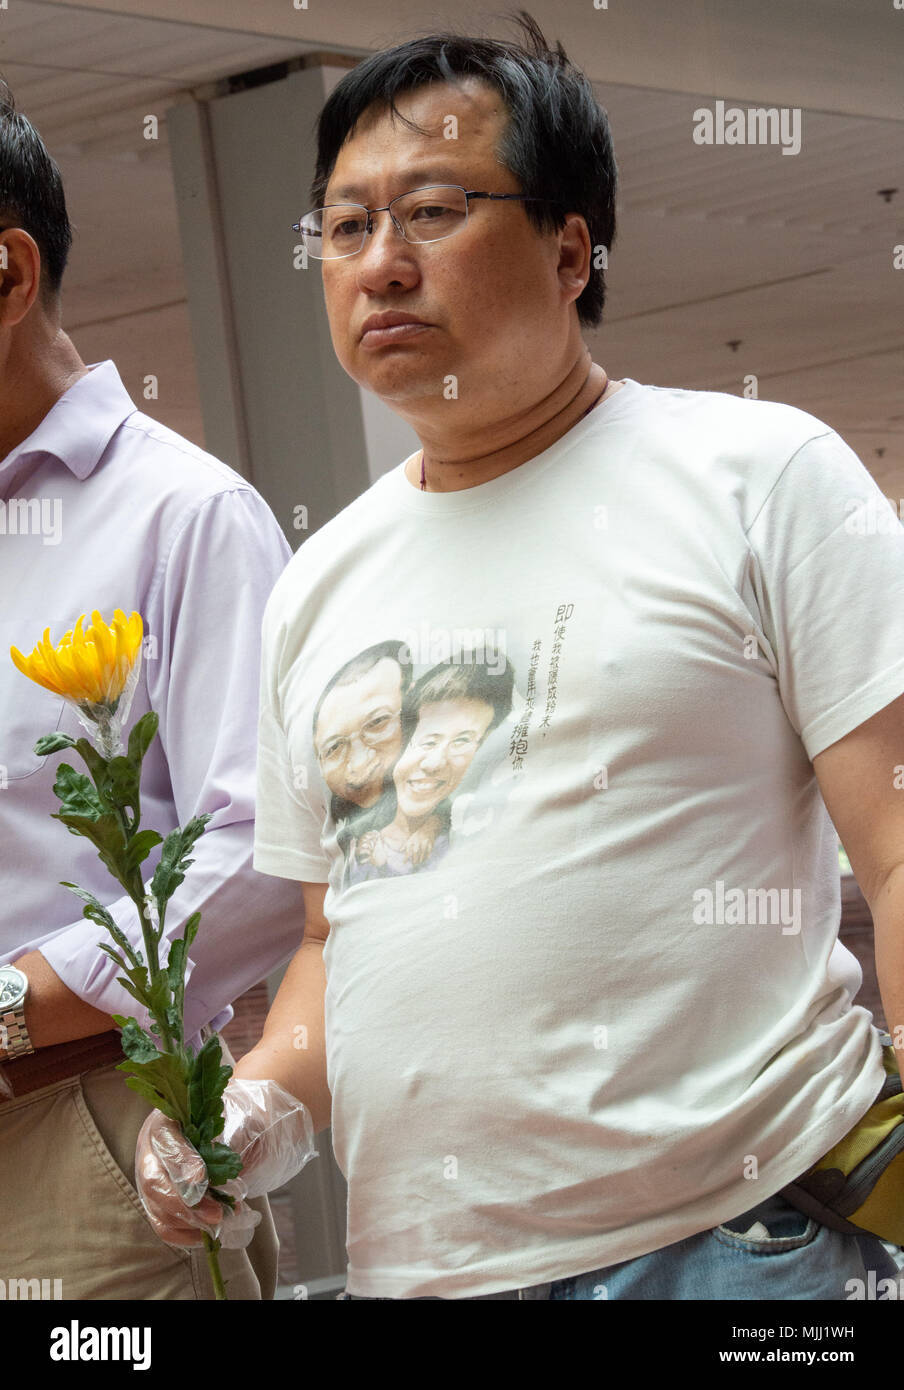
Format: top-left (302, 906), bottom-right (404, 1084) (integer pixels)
top-left (1, 1006), bottom-right (34, 1058)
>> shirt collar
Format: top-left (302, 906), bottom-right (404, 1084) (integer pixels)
top-left (1, 360), bottom-right (137, 481)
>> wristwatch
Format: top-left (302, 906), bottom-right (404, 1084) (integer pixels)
top-left (0, 965), bottom-right (34, 1058)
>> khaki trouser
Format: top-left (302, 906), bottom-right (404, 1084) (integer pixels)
top-left (0, 1037), bottom-right (279, 1300)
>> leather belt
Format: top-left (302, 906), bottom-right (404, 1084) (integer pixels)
top-left (0, 1029), bottom-right (123, 1103)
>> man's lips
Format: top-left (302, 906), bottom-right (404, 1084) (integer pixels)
top-left (359, 312), bottom-right (433, 347)
top-left (360, 311), bottom-right (429, 334)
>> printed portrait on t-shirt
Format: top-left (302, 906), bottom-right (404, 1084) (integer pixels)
top-left (311, 639), bottom-right (516, 886)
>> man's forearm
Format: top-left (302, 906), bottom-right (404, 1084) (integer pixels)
top-left (232, 938), bottom-right (332, 1135)
top-left (871, 866), bottom-right (904, 1090)
top-left (0, 949), bottom-right (116, 1059)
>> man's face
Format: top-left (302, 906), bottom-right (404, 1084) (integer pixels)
top-left (315, 656), bottom-right (404, 807)
top-left (392, 696), bottom-right (494, 819)
top-left (319, 79), bottom-right (574, 414)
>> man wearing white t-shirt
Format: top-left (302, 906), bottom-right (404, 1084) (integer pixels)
top-left (138, 16), bottom-right (904, 1300)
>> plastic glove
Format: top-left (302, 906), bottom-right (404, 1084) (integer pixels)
top-left (135, 1076), bottom-right (317, 1249)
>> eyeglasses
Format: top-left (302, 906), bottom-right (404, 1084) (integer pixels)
top-left (407, 728), bottom-right (484, 761)
top-left (317, 710), bottom-right (401, 768)
top-left (292, 184), bottom-right (560, 260)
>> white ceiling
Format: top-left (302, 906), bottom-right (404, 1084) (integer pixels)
top-left (0, 0), bottom-right (901, 489)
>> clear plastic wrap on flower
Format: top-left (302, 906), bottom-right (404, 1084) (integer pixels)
top-left (10, 608), bottom-right (143, 759)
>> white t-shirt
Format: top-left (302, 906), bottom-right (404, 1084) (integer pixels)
top-left (254, 378), bottom-right (904, 1299)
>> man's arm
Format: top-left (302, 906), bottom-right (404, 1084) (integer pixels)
top-left (0, 949), bottom-right (114, 1058)
top-left (232, 881), bottom-right (332, 1135)
top-left (812, 689), bottom-right (904, 1088)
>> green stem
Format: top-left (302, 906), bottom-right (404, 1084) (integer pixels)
top-left (202, 1231), bottom-right (228, 1300)
top-left (117, 849), bottom-right (178, 1054)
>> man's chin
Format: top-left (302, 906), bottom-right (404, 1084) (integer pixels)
top-left (349, 358), bottom-right (448, 403)
top-left (349, 793), bottom-right (381, 808)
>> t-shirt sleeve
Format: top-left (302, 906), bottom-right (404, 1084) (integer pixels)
top-left (253, 595), bottom-right (330, 882)
top-left (745, 428), bottom-right (904, 762)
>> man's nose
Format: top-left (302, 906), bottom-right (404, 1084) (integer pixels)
top-left (346, 736), bottom-right (376, 773)
top-left (354, 215), bottom-right (420, 288)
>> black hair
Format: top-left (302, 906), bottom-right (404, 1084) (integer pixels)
top-left (309, 11), bottom-right (616, 327)
top-left (0, 77), bottom-right (73, 300)
top-left (400, 655), bottom-right (515, 745)
top-left (313, 638), bottom-right (414, 742)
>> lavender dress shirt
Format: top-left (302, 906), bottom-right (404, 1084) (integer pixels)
top-left (0, 361), bottom-right (304, 1051)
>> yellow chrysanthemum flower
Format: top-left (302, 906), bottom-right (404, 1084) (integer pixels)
top-left (10, 609), bottom-right (143, 707)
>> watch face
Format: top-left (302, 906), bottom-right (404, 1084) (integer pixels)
top-left (0, 967), bottom-right (26, 1010)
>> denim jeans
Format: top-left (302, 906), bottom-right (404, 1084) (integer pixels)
top-left (337, 1190), bottom-right (902, 1299)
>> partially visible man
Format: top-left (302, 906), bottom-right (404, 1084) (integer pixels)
top-left (139, 15), bottom-right (904, 1300)
top-left (0, 79), bottom-right (303, 1299)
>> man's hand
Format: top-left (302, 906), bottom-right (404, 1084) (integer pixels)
top-left (135, 1075), bottom-right (317, 1248)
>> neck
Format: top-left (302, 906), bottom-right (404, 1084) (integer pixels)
top-left (407, 353), bottom-right (613, 493)
top-left (0, 327), bottom-right (89, 465)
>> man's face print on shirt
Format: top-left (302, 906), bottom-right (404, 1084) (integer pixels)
top-left (313, 653), bottom-right (407, 809)
top-left (312, 640), bottom-right (516, 886)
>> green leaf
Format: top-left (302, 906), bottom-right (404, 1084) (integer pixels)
top-left (52, 763), bottom-right (106, 819)
top-left (72, 738), bottom-right (110, 798)
top-left (119, 1072), bottom-right (180, 1122)
top-left (100, 755), bottom-right (140, 818)
top-left (59, 883), bottom-right (143, 970)
top-left (115, 972), bottom-right (152, 1011)
top-left (128, 712), bottom-right (159, 769)
top-left (59, 881), bottom-right (117, 926)
top-left (52, 769), bottom-right (128, 878)
top-left (186, 1034), bottom-right (233, 1146)
top-left (166, 949), bottom-right (187, 1043)
top-left (145, 970), bottom-right (173, 1022)
top-left (183, 910), bottom-right (201, 954)
top-left (34, 732), bottom-right (77, 755)
top-left (167, 936), bottom-right (187, 994)
top-left (119, 1019), bottom-right (160, 1064)
top-left (198, 1140), bottom-right (243, 1186)
top-left (124, 829), bottom-right (163, 873)
top-left (166, 912), bottom-right (199, 1034)
top-left (149, 815), bottom-right (213, 918)
top-left (208, 1189), bottom-right (237, 1211)
top-left (117, 1048), bottom-right (189, 1123)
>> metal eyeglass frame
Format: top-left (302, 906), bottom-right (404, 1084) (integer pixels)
top-left (292, 185), bottom-right (562, 258)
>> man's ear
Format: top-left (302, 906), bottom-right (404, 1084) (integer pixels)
top-left (556, 213), bottom-right (591, 306)
top-left (0, 226), bottom-right (43, 325)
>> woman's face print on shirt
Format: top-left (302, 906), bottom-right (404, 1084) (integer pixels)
top-left (313, 641), bottom-right (516, 883)
top-left (392, 697), bottom-right (495, 818)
